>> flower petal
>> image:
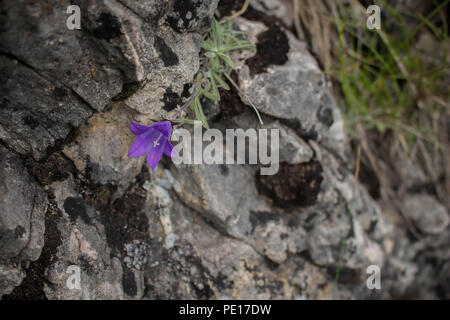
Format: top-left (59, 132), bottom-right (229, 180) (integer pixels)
top-left (128, 128), bottom-right (160, 157)
top-left (151, 121), bottom-right (172, 138)
top-left (130, 122), bottom-right (150, 135)
top-left (164, 141), bottom-right (177, 158)
top-left (146, 141), bottom-right (165, 169)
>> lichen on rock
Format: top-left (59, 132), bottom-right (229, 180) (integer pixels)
top-left (0, 0), bottom-right (448, 300)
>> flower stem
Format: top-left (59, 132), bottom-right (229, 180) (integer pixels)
top-left (166, 85), bottom-right (197, 121)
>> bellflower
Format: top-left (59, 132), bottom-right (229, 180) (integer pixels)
top-left (128, 121), bottom-right (176, 169)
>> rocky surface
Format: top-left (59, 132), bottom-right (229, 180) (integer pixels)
top-left (1, 0), bottom-right (448, 300)
top-left (0, 145), bottom-right (47, 295)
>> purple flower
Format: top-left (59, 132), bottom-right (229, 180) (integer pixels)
top-left (128, 121), bottom-right (177, 169)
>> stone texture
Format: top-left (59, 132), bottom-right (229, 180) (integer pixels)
top-left (0, 145), bottom-right (47, 260)
top-left (230, 112), bottom-right (314, 164)
top-left (0, 145), bottom-right (47, 295)
top-left (1, 0), bottom-right (448, 301)
top-left (402, 195), bottom-right (449, 235)
top-left (0, 0), bottom-right (123, 111)
top-left (122, 25), bottom-right (201, 117)
top-left (250, 0), bottom-right (294, 27)
top-left (63, 104), bottom-right (144, 186)
top-left (0, 54), bottom-right (93, 160)
top-left (166, 0), bottom-right (219, 33)
top-left (0, 264), bottom-right (25, 297)
top-left (237, 24), bottom-right (336, 141)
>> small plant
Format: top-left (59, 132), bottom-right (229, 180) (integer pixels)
top-left (166, 17), bottom-right (258, 129)
top-left (129, 11), bottom-right (258, 169)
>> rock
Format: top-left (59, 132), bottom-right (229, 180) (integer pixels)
top-left (43, 177), bottom-right (145, 299)
top-left (0, 54), bottom-right (93, 160)
top-left (402, 194), bottom-right (449, 235)
top-left (0, 145), bottom-right (47, 295)
top-left (236, 19), bottom-right (336, 141)
top-left (1, 0), bottom-right (448, 301)
top-left (76, 0), bottom-right (149, 83)
top-left (142, 177), bottom-right (315, 299)
top-left (229, 112), bottom-right (314, 164)
top-left (63, 104), bottom-right (144, 186)
top-left (437, 261), bottom-right (450, 299)
top-left (123, 240), bottom-right (148, 270)
top-left (0, 0), bottom-right (123, 111)
top-left (171, 155), bottom-right (267, 240)
top-left (123, 25), bottom-right (201, 117)
top-left (166, 0), bottom-right (219, 33)
top-left (118, 0), bottom-right (169, 22)
top-left (250, 0), bottom-right (294, 27)
top-left (268, 121), bottom-right (313, 164)
top-left (0, 145), bottom-right (47, 261)
top-left (0, 264), bottom-right (24, 297)
top-left (43, 220), bottom-right (128, 299)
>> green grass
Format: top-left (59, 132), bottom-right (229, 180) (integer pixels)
top-left (330, 0), bottom-right (449, 298)
top-left (331, 0), bottom-right (449, 146)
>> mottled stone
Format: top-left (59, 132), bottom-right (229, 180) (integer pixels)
top-left (0, 145), bottom-right (48, 296)
top-left (0, 55), bottom-right (93, 160)
top-left (0, 0), bottom-right (123, 111)
top-left (123, 25), bottom-right (201, 118)
top-left (0, 0), bottom-right (447, 301)
top-left (166, 0), bottom-right (219, 33)
top-left (402, 195), bottom-right (449, 235)
top-left (0, 264), bottom-right (25, 296)
top-left (118, 0), bottom-right (170, 22)
top-left (230, 112), bottom-right (314, 164)
top-left (237, 17), bottom-right (339, 142)
top-left (63, 104), bottom-right (144, 186)
top-left (0, 145), bottom-right (47, 260)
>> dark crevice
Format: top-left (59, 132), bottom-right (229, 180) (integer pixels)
top-left (255, 161), bottom-right (323, 209)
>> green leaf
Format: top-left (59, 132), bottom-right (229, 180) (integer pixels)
top-left (212, 72), bottom-right (230, 90)
top-left (201, 40), bottom-right (213, 51)
top-left (207, 71), bottom-right (220, 98)
top-left (218, 53), bottom-right (235, 69)
top-left (194, 96), bottom-right (209, 129)
top-left (176, 118), bottom-right (198, 125)
top-left (204, 51), bottom-right (216, 59)
top-left (202, 90), bottom-right (219, 101)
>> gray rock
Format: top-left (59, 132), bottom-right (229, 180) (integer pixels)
top-left (0, 0), bottom-right (447, 301)
top-left (0, 263), bottom-right (25, 296)
top-left (229, 112), bottom-right (314, 164)
top-left (46, 178), bottom-right (144, 299)
top-left (402, 194), bottom-right (449, 235)
top-left (0, 54), bottom-right (93, 160)
top-left (116, 0), bottom-right (169, 22)
top-left (250, 0), bottom-right (294, 27)
top-left (171, 157), bottom-right (265, 240)
top-left (237, 28), bottom-right (337, 142)
top-left (262, 120), bottom-right (313, 164)
top-left (123, 240), bottom-right (148, 270)
top-left (166, 0), bottom-right (219, 33)
top-left (0, 0), bottom-right (123, 111)
top-left (123, 25), bottom-right (201, 117)
top-left (0, 145), bottom-right (47, 296)
top-left (63, 103), bottom-right (144, 186)
top-left (0, 145), bottom-right (47, 260)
